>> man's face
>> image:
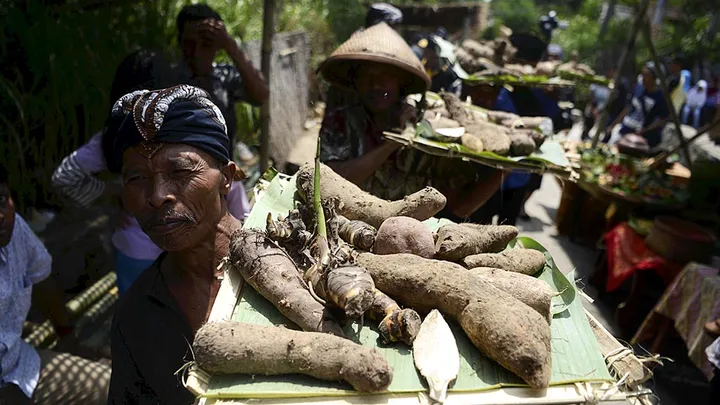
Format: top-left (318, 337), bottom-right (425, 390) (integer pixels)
top-left (180, 20), bottom-right (219, 77)
top-left (641, 68), bottom-right (655, 89)
top-left (0, 183), bottom-right (16, 248)
top-left (121, 144), bottom-right (233, 251)
top-left (355, 62), bottom-right (403, 113)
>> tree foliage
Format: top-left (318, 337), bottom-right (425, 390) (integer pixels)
top-left (491, 0), bottom-right (539, 34)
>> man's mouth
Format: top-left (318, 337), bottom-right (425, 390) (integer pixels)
top-left (146, 216), bottom-right (192, 235)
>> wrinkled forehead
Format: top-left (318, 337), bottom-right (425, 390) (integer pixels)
top-left (121, 142), bottom-right (216, 173)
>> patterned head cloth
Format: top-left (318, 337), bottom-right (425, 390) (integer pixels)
top-left (104, 85), bottom-right (230, 173)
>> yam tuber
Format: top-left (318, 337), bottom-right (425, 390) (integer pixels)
top-left (469, 267), bottom-right (553, 322)
top-left (374, 216), bottom-right (435, 258)
top-left (296, 163), bottom-right (446, 229)
top-left (368, 289), bottom-right (422, 345)
top-left (508, 131), bottom-right (536, 156)
top-left (467, 125), bottom-right (511, 155)
top-left (356, 253), bottom-right (551, 388)
top-left (194, 322), bottom-right (393, 392)
top-left (337, 215), bottom-right (376, 251)
top-left (463, 248), bottom-right (547, 275)
top-left (230, 229), bottom-right (344, 336)
top-left (435, 223), bottom-right (518, 262)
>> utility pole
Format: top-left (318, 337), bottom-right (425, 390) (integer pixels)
top-left (259, 0), bottom-right (276, 174)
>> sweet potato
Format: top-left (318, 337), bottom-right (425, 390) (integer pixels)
top-left (508, 131), bottom-right (536, 156)
top-left (356, 253), bottom-right (551, 388)
top-left (469, 267), bottom-right (553, 322)
top-left (435, 223), bottom-right (518, 262)
top-left (486, 110), bottom-right (520, 124)
top-left (374, 216), bottom-right (435, 258)
top-left (463, 248), bottom-right (547, 275)
top-left (296, 163), bottom-right (446, 228)
top-left (194, 322), bottom-right (393, 392)
top-left (230, 229), bottom-right (344, 336)
top-left (514, 128), bottom-right (547, 148)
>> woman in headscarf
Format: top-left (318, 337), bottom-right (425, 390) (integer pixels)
top-left (318, 22), bottom-right (502, 220)
top-left (682, 80), bottom-right (708, 128)
top-left (105, 85), bottom-right (243, 404)
top-left (51, 51), bottom-right (250, 295)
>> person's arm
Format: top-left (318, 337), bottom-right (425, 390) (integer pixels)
top-left (608, 105), bottom-right (630, 129)
top-left (637, 118), bottom-right (668, 135)
top-left (326, 141), bottom-right (401, 186)
top-left (201, 19), bottom-right (269, 105)
top-left (33, 278), bottom-right (72, 336)
top-left (21, 216), bottom-right (73, 334)
top-left (51, 133), bottom-right (107, 207)
top-left (446, 169), bottom-right (504, 218)
top-left (225, 40), bottom-right (269, 105)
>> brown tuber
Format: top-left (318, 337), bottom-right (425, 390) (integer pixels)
top-left (367, 289), bottom-right (422, 345)
top-left (374, 216), bottom-right (435, 258)
top-left (469, 267), bottom-right (554, 322)
top-left (296, 163), bottom-right (446, 228)
top-left (435, 223), bottom-right (518, 262)
top-left (230, 229), bottom-right (344, 336)
top-left (356, 253), bottom-right (552, 388)
top-left (463, 248), bottom-right (547, 275)
top-left (508, 131), bottom-right (537, 156)
top-left (194, 322), bottom-right (393, 392)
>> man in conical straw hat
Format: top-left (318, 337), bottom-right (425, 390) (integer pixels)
top-left (317, 23), bottom-right (503, 219)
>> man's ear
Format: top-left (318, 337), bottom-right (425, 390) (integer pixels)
top-left (219, 161), bottom-right (238, 195)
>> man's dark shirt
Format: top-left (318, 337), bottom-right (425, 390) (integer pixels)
top-left (108, 254), bottom-right (195, 405)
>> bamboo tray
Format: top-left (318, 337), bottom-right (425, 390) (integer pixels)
top-left (188, 174), bottom-right (628, 404)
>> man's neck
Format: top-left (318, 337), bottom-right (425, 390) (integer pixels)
top-left (166, 213), bottom-right (241, 281)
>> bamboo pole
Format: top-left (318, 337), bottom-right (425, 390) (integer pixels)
top-left (640, 20), bottom-right (693, 167)
top-left (259, 0), bottom-right (276, 173)
top-left (592, 0), bottom-right (651, 148)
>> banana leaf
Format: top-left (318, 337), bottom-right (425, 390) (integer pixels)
top-left (384, 130), bottom-right (572, 177)
top-left (463, 75), bottom-right (575, 88)
top-left (557, 71), bottom-right (611, 87)
top-left (199, 175), bottom-right (612, 400)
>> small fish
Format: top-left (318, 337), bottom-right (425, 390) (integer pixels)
top-left (413, 310), bottom-right (459, 404)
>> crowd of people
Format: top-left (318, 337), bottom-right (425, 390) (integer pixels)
top-left (1, 2), bottom-right (718, 404)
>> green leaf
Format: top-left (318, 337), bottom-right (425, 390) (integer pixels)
top-left (507, 237), bottom-right (577, 316)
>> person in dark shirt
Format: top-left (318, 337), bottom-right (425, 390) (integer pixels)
top-left (612, 63), bottom-right (670, 148)
top-left (172, 4), bottom-right (269, 152)
top-left (105, 85), bottom-right (243, 405)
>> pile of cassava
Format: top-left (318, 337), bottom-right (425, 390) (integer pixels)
top-left (423, 92), bottom-right (548, 157)
top-left (192, 163), bottom-right (557, 393)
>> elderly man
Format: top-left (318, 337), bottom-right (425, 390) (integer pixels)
top-left (104, 85), bottom-right (242, 404)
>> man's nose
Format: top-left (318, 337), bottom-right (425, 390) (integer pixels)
top-left (147, 178), bottom-right (176, 209)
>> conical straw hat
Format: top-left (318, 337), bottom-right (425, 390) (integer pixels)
top-left (319, 23), bottom-right (430, 94)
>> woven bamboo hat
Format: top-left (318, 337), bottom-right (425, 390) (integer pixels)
top-left (319, 23), bottom-right (430, 94)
